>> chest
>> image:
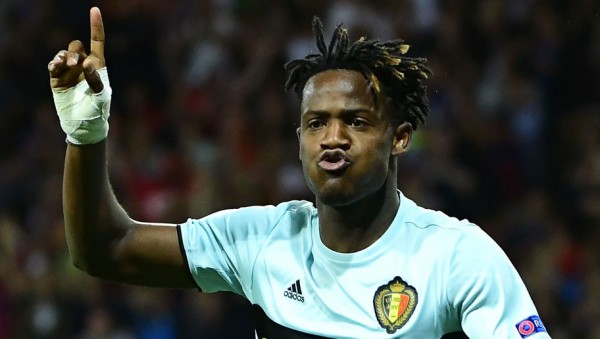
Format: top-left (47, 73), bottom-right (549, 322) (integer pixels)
top-left (249, 238), bottom-right (461, 338)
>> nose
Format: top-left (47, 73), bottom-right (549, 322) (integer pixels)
top-left (321, 120), bottom-right (350, 150)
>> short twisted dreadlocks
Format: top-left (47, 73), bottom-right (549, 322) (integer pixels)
top-left (284, 17), bottom-right (432, 129)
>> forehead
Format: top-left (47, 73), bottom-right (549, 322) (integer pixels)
top-left (301, 69), bottom-right (375, 114)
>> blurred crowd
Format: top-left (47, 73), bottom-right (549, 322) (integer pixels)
top-left (0, 0), bottom-right (598, 338)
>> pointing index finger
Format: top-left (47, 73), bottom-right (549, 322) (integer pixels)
top-left (90, 7), bottom-right (105, 59)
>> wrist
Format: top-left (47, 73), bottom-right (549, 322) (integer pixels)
top-left (53, 67), bottom-right (112, 145)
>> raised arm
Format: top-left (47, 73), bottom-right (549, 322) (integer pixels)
top-left (49, 7), bottom-right (195, 288)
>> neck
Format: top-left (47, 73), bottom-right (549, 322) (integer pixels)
top-left (316, 179), bottom-right (400, 253)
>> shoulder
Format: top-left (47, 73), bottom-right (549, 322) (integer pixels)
top-left (399, 194), bottom-right (503, 267)
top-left (400, 195), bottom-right (480, 241)
top-left (194, 200), bottom-right (316, 232)
top-left (207, 200), bottom-right (315, 219)
top-left (406, 202), bottom-right (521, 305)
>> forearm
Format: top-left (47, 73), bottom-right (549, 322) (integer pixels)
top-left (49, 8), bottom-right (193, 288)
top-left (63, 140), bottom-right (131, 274)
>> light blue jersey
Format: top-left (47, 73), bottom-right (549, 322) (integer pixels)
top-left (179, 192), bottom-right (550, 338)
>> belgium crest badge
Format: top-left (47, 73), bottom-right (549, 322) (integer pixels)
top-left (373, 276), bottom-right (418, 334)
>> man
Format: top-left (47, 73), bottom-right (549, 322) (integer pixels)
top-left (48, 7), bottom-right (550, 339)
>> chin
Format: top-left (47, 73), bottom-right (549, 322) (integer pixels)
top-left (319, 196), bottom-right (355, 207)
top-left (314, 186), bottom-right (360, 207)
top-left (304, 168), bottom-right (369, 207)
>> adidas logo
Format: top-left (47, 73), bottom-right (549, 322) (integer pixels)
top-left (283, 279), bottom-right (304, 303)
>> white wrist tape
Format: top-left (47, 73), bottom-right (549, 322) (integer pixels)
top-left (52, 67), bottom-right (112, 145)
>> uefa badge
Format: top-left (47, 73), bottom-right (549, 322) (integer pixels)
top-left (373, 276), bottom-right (418, 334)
top-left (516, 315), bottom-right (547, 338)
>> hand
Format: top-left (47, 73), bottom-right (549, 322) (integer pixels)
top-left (48, 7), bottom-right (106, 93)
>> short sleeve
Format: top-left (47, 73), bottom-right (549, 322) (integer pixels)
top-left (178, 203), bottom-right (291, 297)
top-left (447, 225), bottom-right (551, 338)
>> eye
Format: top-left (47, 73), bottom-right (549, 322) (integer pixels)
top-left (349, 118), bottom-right (368, 128)
top-left (307, 119), bottom-right (325, 130)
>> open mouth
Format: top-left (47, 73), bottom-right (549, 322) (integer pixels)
top-left (318, 150), bottom-right (351, 173)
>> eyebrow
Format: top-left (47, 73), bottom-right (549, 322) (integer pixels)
top-left (302, 107), bottom-right (375, 118)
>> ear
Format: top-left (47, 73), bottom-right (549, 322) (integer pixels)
top-left (391, 122), bottom-right (412, 156)
top-left (296, 127), bottom-right (302, 160)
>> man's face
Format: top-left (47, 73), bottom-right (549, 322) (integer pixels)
top-left (298, 69), bottom-right (398, 207)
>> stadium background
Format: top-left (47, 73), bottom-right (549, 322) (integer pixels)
top-left (0, 0), bottom-right (598, 337)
